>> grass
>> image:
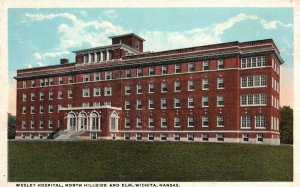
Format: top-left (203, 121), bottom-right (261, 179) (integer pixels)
top-left (8, 140), bottom-right (293, 182)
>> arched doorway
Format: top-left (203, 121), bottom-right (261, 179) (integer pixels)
top-left (79, 112), bottom-right (88, 130)
top-left (68, 113), bottom-right (76, 130)
top-left (90, 112), bottom-right (99, 130)
top-left (110, 111), bottom-right (119, 132)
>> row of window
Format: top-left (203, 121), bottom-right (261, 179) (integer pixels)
top-left (271, 116), bottom-right (279, 130)
top-left (272, 77), bottom-right (280, 93)
top-left (241, 75), bottom-right (267, 88)
top-left (125, 96), bottom-right (224, 110)
top-left (240, 94), bottom-right (267, 106)
top-left (272, 58), bottom-right (280, 75)
top-left (21, 120), bottom-right (53, 129)
top-left (240, 115), bottom-right (266, 128)
top-left (83, 50), bottom-right (112, 63)
top-left (21, 60), bottom-right (227, 88)
top-left (241, 56), bottom-right (267, 69)
top-left (271, 95), bottom-right (280, 109)
top-left (122, 133), bottom-right (265, 142)
top-left (22, 90), bottom-right (73, 102)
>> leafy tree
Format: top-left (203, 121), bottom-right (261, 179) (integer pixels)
top-left (280, 106), bottom-right (293, 144)
top-left (8, 113), bottom-right (16, 139)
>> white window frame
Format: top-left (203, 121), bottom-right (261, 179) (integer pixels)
top-left (217, 96), bottom-right (224, 107)
top-left (93, 87), bottom-right (101, 96)
top-left (148, 118), bottom-right (154, 128)
top-left (125, 85), bottom-right (131, 95)
top-left (174, 98), bottom-right (181, 108)
top-left (217, 77), bottom-right (224, 89)
top-left (125, 101), bottom-right (130, 110)
top-left (136, 100), bottom-right (142, 110)
top-left (188, 97), bottom-right (194, 108)
top-left (241, 115), bottom-right (251, 129)
top-left (161, 117), bottom-right (167, 128)
top-left (136, 84), bottom-right (142, 94)
top-left (161, 82), bottom-right (167, 93)
top-left (188, 62), bottom-right (195, 72)
top-left (136, 118), bottom-right (142, 128)
top-left (202, 116), bottom-right (209, 127)
top-left (161, 65), bottom-right (168, 75)
top-left (94, 72), bottom-right (100, 81)
top-left (149, 66), bottom-right (155, 76)
top-left (188, 117), bottom-right (194, 127)
top-left (188, 80), bottom-right (195, 91)
top-left (82, 88), bottom-right (90, 97)
top-left (148, 83), bottom-right (155, 93)
top-left (105, 71), bottom-right (112, 80)
top-left (148, 99), bottom-right (155, 109)
top-left (174, 81), bottom-right (181, 92)
top-left (202, 96), bottom-right (208, 107)
top-left (217, 116), bottom-right (224, 127)
top-left (174, 117), bottom-right (180, 128)
top-left (104, 87), bottom-right (112, 96)
top-left (218, 59), bottom-right (224, 69)
top-left (202, 79), bottom-right (209, 90)
top-left (175, 64), bottom-right (181, 73)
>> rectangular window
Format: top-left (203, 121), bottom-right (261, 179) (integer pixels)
top-left (105, 71), bottom-right (112, 80)
top-left (94, 72), bottom-right (100, 81)
top-left (136, 118), bottom-right (142, 128)
top-left (136, 84), bottom-right (142, 94)
top-left (218, 59), bottom-right (224, 69)
top-left (202, 116), bottom-right (209, 127)
top-left (217, 133), bottom-right (224, 141)
top-left (161, 134), bottom-right (167, 141)
top-left (255, 115), bottom-right (266, 128)
top-left (188, 80), bottom-right (195, 91)
top-left (161, 65), bottom-right (168, 74)
top-left (188, 134), bottom-right (194, 141)
top-left (161, 98), bottom-right (167, 109)
top-left (22, 81), bottom-right (27, 88)
top-left (68, 90), bottom-right (73, 98)
top-left (203, 61), bottom-right (209, 70)
top-left (174, 117), bottom-right (180, 127)
top-left (243, 133), bottom-right (249, 142)
top-left (174, 98), bottom-right (181, 108)
top-left (137, 67), bottom-right (143, 77)
top-left (148, 118), bottom-right (154, 128)
top-left (188, 62), bottom-right (195, 72)
top-left (22, 106), bottom-right (26, 114)
top-left (68, 75), bottom-right (73, 84)
top-left (174, 134), bottom-right (180, 141)
top-left (125, 85), bottom-right (131, 95)
top-left (202, 96), bottom-right (208, 107)
top-left (188, 117), bottom-right (194, 127)
top-left (241, 116), bottom-right (251, 128)
top-left (175, 64), bottom-right (181, 73)
top-left (148, 83), bottom-right (155, 93)
top-left (83, 88), bottom-right (90, 97)
top-left (59, 76), bottom-right (63, 84)
top-left (136, 133), bottom-right (142, 140)
top-left (104, 101), bottom-right (111, 106)
top-left (217, 96), bottom-right (224, 107)
top-left (149, 66), bottom-right (155, 76)
top-left (188, 97), bottom-right (194, 108)
top-left (241, 56), bottom-right (266, 69)
top-left (217, 116), bottom-right (224, 127)
top-left (49, 77), bottom-right (54, 85)
top-left (202, 133), bottom-right (209, 141)
top-left (202, 79), bottom-right (209, 90)
top-left (217, 77), bottom-right (224, 89)
top-left (22, 94), bottom-right (27, 102)
top-left (148, 99), bottom-right (155, 109)
top-left (31, 80), bottom-right (35, 87)
top-left (48, 120), bottom-right (53, 129)
top-left (48, 92), bottom-right (53, 100)
top-left (257, 133), bottom-right (263, 142)
top-left (104, 87), bottom-right (112, 96)
top-left (240, 94), bottom-right (267, 106)
top-left (39, 106), bottom-right (44, 113)
top-left (31, 93), bottom-right (35, 101)
top-left (161, 82), bottom-right (167, 93)
top-left (40, 79), bottom-right (44, 87)
top-left (22, 121), bottom-right (26, 129)
top-left (93, 87), bottom-right (101, 96)
top-left (148, 134), bottom-right (154, 141)
top-left (241, 77), bottom-right (247, 87)
top-left (93, 102), bottom-right (100, 107)
top-left (174, 81), bottom-right (181, 92)
top-left (30, 106), bottom-right (35, 114)
top-left (58, 91), bottom-right (63, 99)
top-left (125, 101), bottom-right (130, 110)
top-left (125, 69), bottom-right (131, 78)
top-left (82, 103), bottom-right (89, 107)
top-left (161, 117), bottom-right (167, 128)
top-left (40, 121), bottom-right (44, 129)
top-left (49, 105), bottom-right (53, 113)
top-left (31, 120), bottom-right (35, 129)
top-left (124, 133), bottom-right (130, 140)
top-left (125, 118), bottom-right (131, 128)
top-left (136, 100), bottom-right (142, 110)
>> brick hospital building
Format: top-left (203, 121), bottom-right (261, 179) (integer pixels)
top-left (14, 33), bottom-right (283, 144)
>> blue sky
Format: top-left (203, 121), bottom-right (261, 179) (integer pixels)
top-left (7, 8), bottom-right (294, 112)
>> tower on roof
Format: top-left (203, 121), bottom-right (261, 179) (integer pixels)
top-left (110, 33), bottom-right (145, 52)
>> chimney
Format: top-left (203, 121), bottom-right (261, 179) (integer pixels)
top-left (60, 58), bottom-right (69, 64)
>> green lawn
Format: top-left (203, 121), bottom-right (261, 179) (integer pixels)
top-left (8, 141), bottom-right (293, 181)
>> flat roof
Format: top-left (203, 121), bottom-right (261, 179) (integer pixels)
top-left (109, 33), bottom-right (146, 41)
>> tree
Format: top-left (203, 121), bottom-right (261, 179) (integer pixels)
top-left (280, 106), bottom-right (293, 144)
top-left (8, 113), bottom-right (16, 139)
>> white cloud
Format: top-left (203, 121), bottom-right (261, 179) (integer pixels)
top-left (27, 64), bottom-right (32, 68)
top-left (101, 10), bottom-right (119, 20)
top-left (25, 13), bottom-right (77, 22)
